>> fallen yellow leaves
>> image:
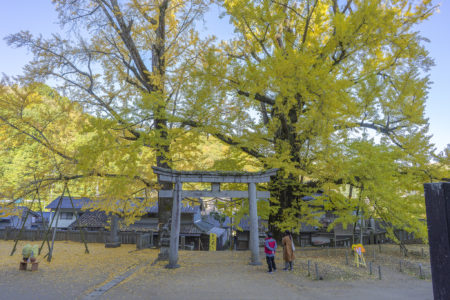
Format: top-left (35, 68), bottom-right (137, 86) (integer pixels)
top-left (0, 240), bottom-right (158, 297)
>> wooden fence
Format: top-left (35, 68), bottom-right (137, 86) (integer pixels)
top-left (0, 228), bottom-right (155, 247)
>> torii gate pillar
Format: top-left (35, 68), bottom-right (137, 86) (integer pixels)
top-left (248, 182), bottom-right (262, 265)
top-left (167, 177), bottom-right (182, 269)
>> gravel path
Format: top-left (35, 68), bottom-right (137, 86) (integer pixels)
top-left (102, 250), bottom-right (432, 300)
top-left (0, 242), bottom-right (433, 300)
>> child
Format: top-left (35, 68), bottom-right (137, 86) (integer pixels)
top-left (264, 232), bottom-right (277, 273)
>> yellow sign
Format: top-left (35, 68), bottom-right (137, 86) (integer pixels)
top-left (209, 233), bottom-right (217, 251)
top-left (352, 244), bottom-right (366, 268)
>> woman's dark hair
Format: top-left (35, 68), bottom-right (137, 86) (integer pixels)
top-left (266, 232), bottom-right (273, 237)
top-left (284, 230), bottom-right (290, 236)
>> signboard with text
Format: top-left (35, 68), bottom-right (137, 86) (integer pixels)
top-left (209, 233), bottom-right (217, 251)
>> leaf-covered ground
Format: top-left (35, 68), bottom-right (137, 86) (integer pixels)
top-left (0, 241), bottom-right (432, 300)
top-left (0, 241), bottom-right (157, 299)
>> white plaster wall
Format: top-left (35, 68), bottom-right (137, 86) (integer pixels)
top-left (49, 208), bottom-right (80, 228)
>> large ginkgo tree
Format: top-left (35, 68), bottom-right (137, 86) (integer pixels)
top-left (4, 0), bottom-right (212, 257)
top-left (183, 0), bottom-right (443, 240)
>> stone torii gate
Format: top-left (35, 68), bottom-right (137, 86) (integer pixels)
top-left (152, 167), bottom-right (278, 269)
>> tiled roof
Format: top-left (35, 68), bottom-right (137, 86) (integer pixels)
top-left (120, 222), bottom-right (204, 235)
top-left (333, 223), bottom-right (354, 235)
top-left (68, 211), bottom-right (109, 229)
top-left (122, 222), bottom-right (158, 232)
top-left (202, 214), bottom-right (231, 227)
top-left (208, 227), bottom-right (227, 236)
top-left (183, 224), bottom-right (204, 235)
top-left (46, 196), bottom-right (200, 214)
top-left (46, 197), bottom-right (91, 209)
top-left (194, 220), bottom-right (215, 233)
top-left (0, 206), bottom-right (40, 220)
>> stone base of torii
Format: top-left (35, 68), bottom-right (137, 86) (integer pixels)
top-left (152, 167), bottom-right (278, 268)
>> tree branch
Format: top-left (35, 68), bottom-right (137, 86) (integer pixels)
top-left (237, 90), bottom-right (276, 106)
top-left (0, 115), bottom-right (78, 163)
top-left (181, 119), bottom-right (264, 159)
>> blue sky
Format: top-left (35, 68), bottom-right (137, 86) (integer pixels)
top-left (0, 1), bottom-right (448, 153)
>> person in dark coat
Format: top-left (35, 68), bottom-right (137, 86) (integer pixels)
top-left (282, 230), bottom-right (295, 270)
top-left (264, 232), bottom-right (277, 273)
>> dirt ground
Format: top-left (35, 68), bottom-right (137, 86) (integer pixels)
top-left (0, 241), bottom-right (433, 300)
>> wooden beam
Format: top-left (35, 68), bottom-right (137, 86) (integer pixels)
top-left (158, 190), bottom-right (270, 199)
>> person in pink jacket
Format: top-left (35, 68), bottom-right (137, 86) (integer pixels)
top-left (264, 232), bottom-right (277, 273)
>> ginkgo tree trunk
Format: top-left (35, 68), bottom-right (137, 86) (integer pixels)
top-left (183, 0), bottom-right (441, 239)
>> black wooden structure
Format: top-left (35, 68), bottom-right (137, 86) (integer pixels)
top-left (424, 182), bottom-right (450, 300)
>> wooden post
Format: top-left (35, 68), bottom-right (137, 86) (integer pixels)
top-left (378, 265), bottom-right (382, 280)
top-left (47, 194), bottom-right (64, 262)
top-left (136, 233), bottom-right (142, 250)
top-left (166, 177), bottom-right (182, 269)
top-left (180, 235), bottom-right (185, 250)
top-left (399, 260), bottom-right (402, 273)
top-left (308, 260), bottom-right (311, 276)
top-left (424, 183), bottom-right (450, 300)
top-left (39, 209), bottom-right (57, 255)
top-left (334, 230), bottom-right (337, 250)
top-left (369, 261), bottom-right (372, 275)
top-left (248, 182), bottom-right (261, 265)
top-left (315, 262), bottom-right (319, 280)
top-left (419, 263), bottom-right (424, 279)
top-left (345, 250), bottom-right (349, 265)
top-left (48, 210), bottom-right (60, 261)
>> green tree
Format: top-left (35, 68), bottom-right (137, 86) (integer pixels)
top-left (0, 83), bottom-right (154, 218)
